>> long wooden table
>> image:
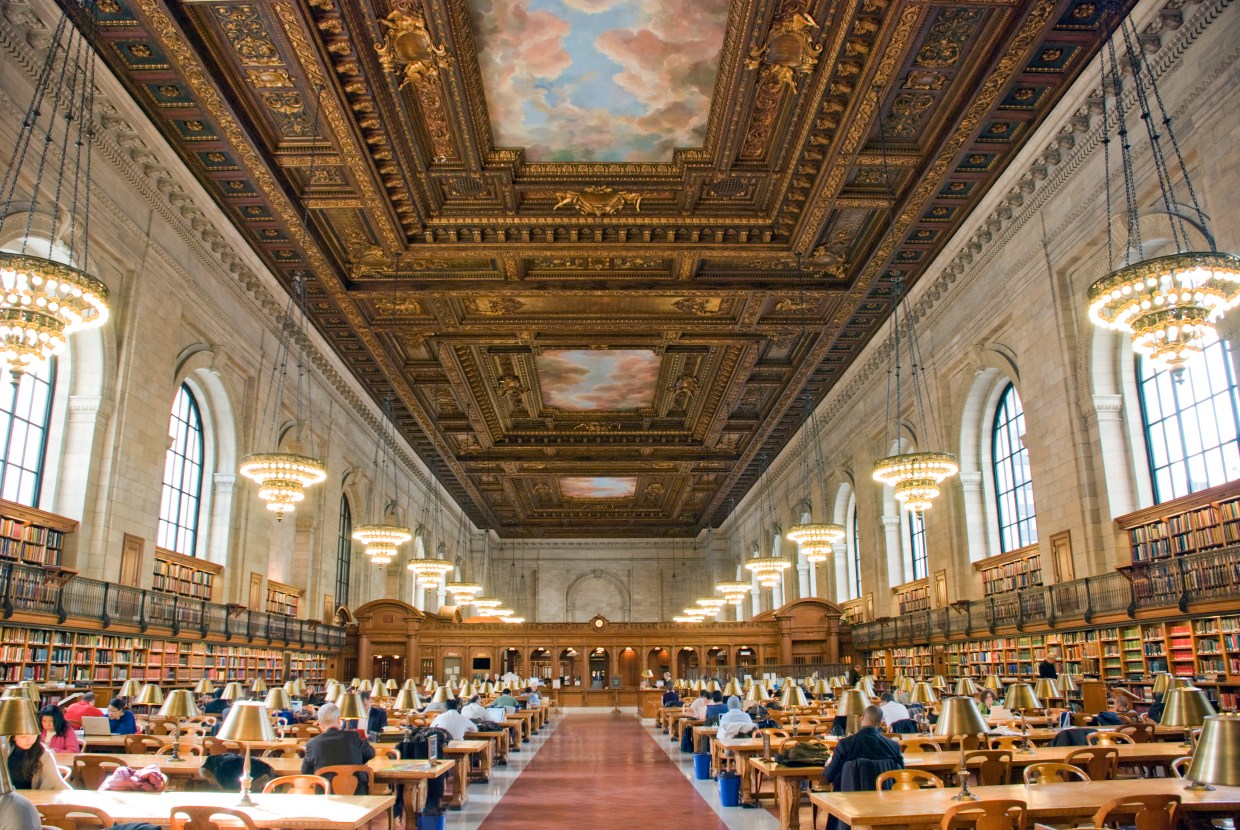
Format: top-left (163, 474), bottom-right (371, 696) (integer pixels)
top-left (22, 790), bottom-right (395, 829)
top-left (82, 733), bottom-right (302, 753)
top-left (809, 779), bottom-right (1240, 830)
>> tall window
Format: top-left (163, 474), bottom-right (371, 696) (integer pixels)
top-left (1139, 340), bottom-right (1240, 502)
top-left (157, 384), bottom-right (204, 555)
top-left (908, 511), bottom-right (927, 581)
top-left (992, 383), bottom-right (1038, 550)
top-left (0, 360), bottom-right (55, 506)
top-left (336, 495), bottom-right (352, 608)
top-left (850, 502), bottom-right (862, 598)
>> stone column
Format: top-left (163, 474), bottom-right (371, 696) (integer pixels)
top-left (881, 514), bottom-right (902, 616)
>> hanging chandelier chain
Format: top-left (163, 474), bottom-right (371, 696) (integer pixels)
top-left (1106, 36), bottom-right (1143, 262)
top-left (44, 31), bottom-right (84, 261)
top-left (66, 32), bottom-right (96, 272)
top-left (1101, 54), bottom-right (1115, 274)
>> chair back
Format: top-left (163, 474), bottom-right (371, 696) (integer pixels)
top-left (1087, 731), bottom-right (1134, 746)
top-left (156, 742), bottom-right (204, 757)
top-left (1169, 756), bottom-right (1191, 779)
top-left (1090, 794), bottom-right (1179, 830)
top-left (71, 755), bottom-right (126, 789)
top-left (261, 745), bottom-right (305, 759)
top-left (875, 769), bottom-right (943, 791)
top-left (171, 805), bottom-right (260, 830)
top-left (380, 747), bottom-right (400, 759)
top-left (314, 763), bottom-right (371, 795)
top-left (262, 774), bottom-right (330, 794)
top-left (178, 723), bottom-right (208, 737)
top-left (1022, 762), bottom-right (1090, 784)
top-left (945, 734), bottom-right (982, 751)
top-left (203, 737), bottom-right (242, 755)
top-left (902, 739), bottom-right (942, 753)
top-left (941, 799), bottom-right (1027, 830)
top-left (987, 736), bottom-right (1025, 751)
top-left (1117, 723), bottom-right (1154, 743)
top-left (962, 749), bottom-right (1013, 786)
top-left (36, 804), bottom-right (116, 829)
top-left (1065, 746), bottom-right (1119, 781)
top-left (124, 734), bottom-right (163, 754)
top-left (1070, 712), bottom-right (1092, 726)
top-left (287, 723), bottom-right (319, 739)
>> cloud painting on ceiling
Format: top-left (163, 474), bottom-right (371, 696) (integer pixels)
top-left (560, 476), bottom-right (638, 499)
top-left (469, 0), bottom-right (729, 161)
top-left (536, 348), bottom-right (660, 410)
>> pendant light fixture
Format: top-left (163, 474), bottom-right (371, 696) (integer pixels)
top-left (406, 479), bottom-right (453, 588)
top-left (352, 396), bottom-right (410, 564)
top-left (445, 515), bottom-right (482, 603)
top-left (0, 2), bottom-right (110, 381)
top-left (1087, 15), bottom-right (1240, 374)
top-left (871, 96), bottom-right (957, 512)
top-left (745, 455), bottom-right (791, 588)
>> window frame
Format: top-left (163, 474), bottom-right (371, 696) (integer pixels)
top-left (336, 494), bottom-right (353, 608)
top-left (157, 383), bottom-right (205, 556)
top-left (850, 499), bottom-right (862, 599)
top-left (991, 382), bottom-right (1038, 551)
top-left (0, 359), bottom-right (56, 507)
top-left (907, 510), bottom-right (927, 582)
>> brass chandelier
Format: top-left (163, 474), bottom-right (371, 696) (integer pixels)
top-left (0, 3), bottom-right (110, 381)
top-left (1086, 18), bottom-right (1240, 373)
top-left (745, 554), bottom-right (791, 587)
top-left (716, 580), bottom-right (753, 605)
top-left (353, 394), bottom-right (411, 565)
top-left (787, 522), bottom-right (845, 564)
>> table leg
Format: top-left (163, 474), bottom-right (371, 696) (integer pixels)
top-left (447, 757), bottom-right (469, 809)
top-left (775, 777), bottom-right (798, 830)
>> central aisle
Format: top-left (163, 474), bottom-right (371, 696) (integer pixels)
top-left (476, 712), bottom-right (729, 830)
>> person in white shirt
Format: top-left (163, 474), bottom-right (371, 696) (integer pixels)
top-left (460, 695), bottom-right (490, 723)
top-left (430, 699), bottom-right (477, 742)
top-left (878, 692), bottom-right (911, 726)
top-left (686, 690), bottom-right (709, 720)
top-left (717, 696), bottom-right (755, 739)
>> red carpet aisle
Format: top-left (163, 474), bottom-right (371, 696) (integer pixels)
top-left (476, 712), bottom-right (729, 830)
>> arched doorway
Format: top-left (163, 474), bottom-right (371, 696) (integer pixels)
top-left (442, 652), bottom-right (462, 683)
top-left (736, 646), bottom-right (757, 675)
top-left (559, 648), bottom-right (579, 685)
top-left (588, 648), bottom-right (611, 688)
top-left (371, 653), bottom-right (404, 684)
top-left (529, 648), bottom-right (552, 681)
top-left (676, 647), bottom-right (698, 678)
top-left (501, 648), bottom-right (522, 677)
top-left (618, 646), bottom-right (640, 687)
top-left (706, 647), bottom-right (728, 674)
top-left (646, 647), bottom-right (670, 681)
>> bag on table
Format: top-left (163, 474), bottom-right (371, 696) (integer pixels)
top-left (774, 741), bottom-right (832, 767)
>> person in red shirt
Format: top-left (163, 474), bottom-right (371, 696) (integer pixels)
top-left (62, 691), bottom-right (104, 728)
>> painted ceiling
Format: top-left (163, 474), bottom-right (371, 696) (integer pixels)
top-left (78, 0), bottom-right (1135, 536)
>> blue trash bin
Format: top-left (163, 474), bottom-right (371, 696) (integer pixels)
top-left (718, 771), bottom-right (741, 806)
top-left (693, 752), bottom-right (711, 779)
top-left (417, 815), bottom-right (445, 830)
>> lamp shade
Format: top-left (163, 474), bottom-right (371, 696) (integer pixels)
top-left (836, 688), bottom-right (870, 718)
top-left (707, 680), bottom-right (722, 693)
top-left (722, 678), bottom-right (743, 698)
top-left (780, 684), bottom-right (809, 709)
top-left (983, 675), bottom-right (1004, 692)
top-left (134, 684), bottom-right (165, 708)
top-left (744, 682), bottom-right (770, 704)
top-left (909, 682), bottom-right (938, 705)
top-left (1160, 686), bottom-right (1216, 729)
top-left (384, 679), bottom-right (398, 693)
top-left (221, 682), bottom-right (245, 701)
top-left (898, 677), bottom-right (915, 693)
top-left (393, 688), bottom-right (423, 711)
top-left (1058, 674), bottom-right (1078, 693)
top-left (431, 686), bottom-right (454, 704)
top-left (931, 675), bottom-right (949, 690)
top-left (264, 688), bottom-right (291, 711)
top-left (401, 678), bottom-right (417, 692)
top-left (337, 691), bottom-right (365, 720)
top-left (157, 689), bottom-right (199, 720)
top-left (357, 679), bottom-right (373, 693)
top-left (458, 682), bottom-right (476, 699)
top-left (0, 693), bottom-right (39, 736)
top-left (1151, 673), bottom-right (1172, 696)
top-left (813, 678), bottom-right (831, 696)
top-left (1185, 713), bottom-right (1240, 787)
top-left (119, 679), bottom-right (142, 700)
top-left (216, 700), bottom-right (278, 743)
top-left (1033, 678), bottom-right (1060, 701)
top-left (642, 669), bottom-right (655, 679)
top-left (251, 678), bottom-right (267, 694)
top-left (933, 696), bottom-right (988, 738)
top-left (283, 682), bottom-right (298, 698)
top-left (856, 677), bottom-right (876, 697)
top-left (954, 677), bottom-right (979, 696)
top-left (1004, 683), bottom-right (1041, 711)
top-left (194, 679), bottom-right (215, 696)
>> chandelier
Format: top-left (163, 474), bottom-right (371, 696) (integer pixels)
top-left (1086, 21), bottom-right (1240, 373)
top-left (0, 3), bottom-right (111, 382)
top-left (406, 556), bottom-right (453, 588)
top-left (353, 393), bottom-right (411, 564)
top-left (682, 606), bottom-right (712, 618)
top-left (787, 522), bottom-right (845, 564)
top-left (695, 597), bottom-right (726, 614)
top-left (716, 580), bottom-right (753, 605)
top-left (673, 615), bottom-right (702, 623)
top-left (445, 582), bottom-right (482, 604)
top-left (745, 555), bottom-right (791, 587)
top-left (485, 607), bottom-right (514, 618)
top-left (873, 452), bottom-right (959, 513)
top-left (354, 523), bottom-right (412, 555)
top-left (239, 451), bottom-right (327, 518)
top-left (472, 596), bottom-right (502, 611)
top-left (500, 616), bottom-right (524, 624)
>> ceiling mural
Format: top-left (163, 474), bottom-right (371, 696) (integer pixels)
top-left (80, 0), bottom-right (1135, 535)
top-left (535, 349), bottom-right (661, 410)
top-left (469, 0), bottom-right (730, 161)
top-left (560, 477), bottom-right (639, 499)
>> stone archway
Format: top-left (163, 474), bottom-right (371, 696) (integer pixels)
top-left (564, 569), bottom-right (631, 622)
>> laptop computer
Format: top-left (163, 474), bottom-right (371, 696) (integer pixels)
top-left (987, 706), bottom-right (1012, 721)
top-left (486, 707), bottom-right (507, 722)
top-left (81, 716), bottom-right (111, 735)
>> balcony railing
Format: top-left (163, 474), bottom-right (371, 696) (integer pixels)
top-left (849, 545), bottom-right (1240, 650)
top-left (0, 559), bottom-right (345, 651)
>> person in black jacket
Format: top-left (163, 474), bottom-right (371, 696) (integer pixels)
top-left (302, 702), bottom-right (376, 793)
top-left (661, 687), bottom-right (681, 706)
top-left (821, 705), bottom-right (903, 791)
top-left (1038, 652), bottom-right (1059, 679)
top-left (359, 690), bottom-right (388, 739)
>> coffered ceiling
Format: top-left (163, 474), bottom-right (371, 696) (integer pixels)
top-left (81, 0), bottom-right (1129, 536)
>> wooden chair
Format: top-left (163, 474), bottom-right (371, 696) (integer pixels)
top-left (1117, 722), bottom-right (1154, 743)
top-left (187, 715), bottom-right (217, 728)
top-left (176, 723), bottom-right (208, 737)
top-left (170, 806), bottom-right (260, 830)
top-left (380, 747), bottom-right (400, 760)
top-left (987, 736), bottom-right (1026, 751)
top-left (758, 727), bottom-right (791, 743)
top-left (262, 774), bottom-right (329, 794)
top-left (286, 723), bottom-right (319, 739)
top-left (1169, 756), bottom-right (1192, 778)
top-left (876, 769), bottom-right (943, 791)
top-left (1022, 762), bottom-right (1090, 785)
top-left (202, 737), bottom-right (242, 755)
top-left (36, 804), bottom-right (116, 829)
top-left (1070, 712), bottom-right (1092, 727)
top-left (1086, 731), bottom-right (1134, 746)
top-left (313, 763), bottom-right (372, 795)
top-left (71, 755), bottom-right (126, 789)
top-left (156, 742), bottom-right (204, 757)
top-left (941, 799), bottom-right (1027, 830)
top-left (124, 734), bottom-right (163, 753)
top-left (1065, 747), bottom-right (1118, 781)
top-left (902, 739), bottom-right (942, 753)
top-left (945, 734), bottom-right (982, 751)
top-left (261, 745), bottom-right (305, 759)
top-left (1090, 794), bottom-right (1179, 830)
top-left (963, 749), bottom-right (1013, 786)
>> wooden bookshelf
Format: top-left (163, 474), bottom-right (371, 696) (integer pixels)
top-left (974, 544), bottom-right (1042, 596)
top-left (1115, 480), bottom-right (1240, 563)
top-left (0, 499), bottom-right (76, 567)
top-left (266, 580), bottom-right (303, 618)
top-left (152, 548), bottom-right (221, 602)
top-left (893, 578), bottom-right (930, 614)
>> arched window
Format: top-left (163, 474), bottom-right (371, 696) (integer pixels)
top-left (0, 360), bottom-right (55, 506)
top-left (157, 384), bottom-right (204, 555)
top-left (908, 511), bottom-right (927, 581)
top-left (992, 383), bottom-right (1037, 550)
top-left (851, 501), bottom-right (862, 598)
top-left (336, 495), bottom-right (353, 608)
top-left (1138, 340), bottom-right (1240, 502)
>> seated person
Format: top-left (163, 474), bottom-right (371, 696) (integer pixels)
top-left (977, 689), bottom-right (997, 715)
top-left (38, 706), bottom-right (79, 752)
top-left (62, 691), bottom-right (104, 729)
top-left (821, 705), bottom-right (903, 798)
top-left (878, 692), bottom-right (910, 727)
top-left (107, 698), bottom-right (137, 735)
top-left (302, 702), bottom-right (376, 793)
top-left (0, 792), bottom-right (44, 830)
top-left (430, 698), bottom-right (477, 742)
top-left (1146, 692), bottom-right (1166, 723)
top-left (717, 696), bottom-right (755, 739)
top-left (200, 688), bottom-right (229, 715)
top-left (460, 694), bottom-right (490, 723)
top-left (359, 691), bottom-right (387, 739)
top-left (704, 691), bottom-right (728, 726)
top-left (661, 687), bottom-right (681, 707)
top-left (686, 690), bottom-right (709, 720)
top-left (7, 730), bottom-right (69, 790)
top-left (525, 686), bottom-right (541, 708)
top-left (492, 689), bottom-right (519, 712)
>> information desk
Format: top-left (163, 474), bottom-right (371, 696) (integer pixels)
top-left (809, 780), bottom-right (1240, 830)
top-left (22, 790), bottom-right (395, 829)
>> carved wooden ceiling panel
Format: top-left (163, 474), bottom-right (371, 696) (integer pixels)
top-left (82, 0), bottom-right (1130, 536)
